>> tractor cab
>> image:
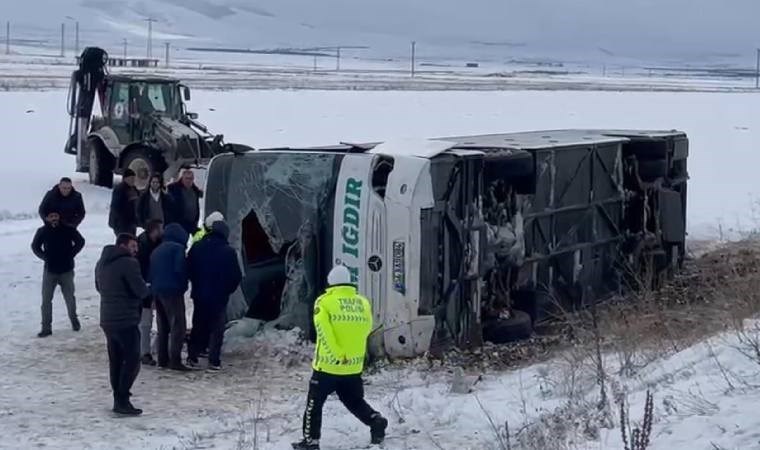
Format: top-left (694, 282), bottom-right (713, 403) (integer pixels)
top-left (100, 75), bottom-right (186, 145)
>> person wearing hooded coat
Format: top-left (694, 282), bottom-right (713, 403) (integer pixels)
top-left (95, 233), bottom-right (150, 416)
top-left (186, 220), bottom-right (242, 370)
top-left (149, 223), bottom-right (191, 371)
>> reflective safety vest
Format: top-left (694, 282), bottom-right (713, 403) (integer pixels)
top-left (312, 285), bottom-right (373, 376)
top-left (191, 227), bottom-right (207, 245)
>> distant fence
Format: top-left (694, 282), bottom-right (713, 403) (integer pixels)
top-left (77, 56), bottom-right (160, 68)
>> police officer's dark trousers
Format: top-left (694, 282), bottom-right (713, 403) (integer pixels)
top-left (302, 370), bottom-right (378, 441)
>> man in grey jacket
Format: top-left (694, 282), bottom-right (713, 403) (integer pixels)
top-left (95, 233), bottom-right (151, 416)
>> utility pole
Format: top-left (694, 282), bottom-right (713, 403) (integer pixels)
top-left (123, 38), bottom-right (128, 60)
top-left (66, 17), bottom-right (79, 54)
top-left (60, 23), bottom-right (65, 57)
top-left (165, 42), bottom-right (170, 67)
top-left (5, 21), bottom-right (9, 55)
top-left (411, 41), bottom-right (416, 77)
top-left (145, 17), bottom-right (157, 58)
top-left (755, 48), bottom-right (759, 89)
top-left (313, 55), bottom-right (317, 72)
top-left (336, 46), bottom-right (341, 71)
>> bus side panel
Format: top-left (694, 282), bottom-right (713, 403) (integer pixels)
top-left (383, 157), bottom-right (436, 358)
top-left (332, 154), bottom-right (375, 301)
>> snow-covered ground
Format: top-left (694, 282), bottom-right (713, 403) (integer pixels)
top-left (2, 89), bottom-right (760, 449)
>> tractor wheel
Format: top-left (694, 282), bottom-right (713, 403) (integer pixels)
top-left (123, 148), bottom-right (159, 191)
top-left (87, 137), bottom-right (114, 188)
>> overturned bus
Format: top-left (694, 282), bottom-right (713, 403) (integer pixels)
top-left (205, 130), bottom-right (688, 358)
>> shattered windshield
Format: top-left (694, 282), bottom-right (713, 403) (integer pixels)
top-left (226, 152), bottom-right (340, 252)
top-left (219, 151), bottom-right (343, 329)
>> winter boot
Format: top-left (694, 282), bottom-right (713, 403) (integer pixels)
top-left (37, 330), bottom-right (52, 338)
top-left (71, 318), bottom-right (81, 332)
top-left (169, 363), bottom-right (193, 372)
top-left (141, 354), bottom-right (157, 366)
top-left (291, 439), bottom-right (320, 450)
top-left (186, 357), bottom-right (201, 369)
top-left (369, 413), bottom-right (388, 444)
top-left (113, 396), bottom-right (143, 416)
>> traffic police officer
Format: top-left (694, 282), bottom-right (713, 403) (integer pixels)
top-left (292, 265), bottom-right (388, 450)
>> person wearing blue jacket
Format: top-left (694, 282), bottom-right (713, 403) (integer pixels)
top-left (149, 223), bottom-right (191, 371)
top-left (186, 220), bottom-right (242, 371)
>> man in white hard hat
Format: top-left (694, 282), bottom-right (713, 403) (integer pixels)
top-left (191, 211), bottom-right (224, 245)
top-left (292, 265), bottom-right (387, 450)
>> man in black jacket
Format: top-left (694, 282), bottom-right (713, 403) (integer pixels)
top-left (95, 233), bottom-right (151, 416)
top-left (167, 168), bottom-right (203, 235)
top-left (31, 210), bottom-right (86, 337)
top-left (38, 177), bottom-right (86, 228)
top-left (136, 219), bottom-right (163, 366)
top-left (108, 169), bottom-right (140, 236)
top-left (187, 221), bottom-right (242, 370)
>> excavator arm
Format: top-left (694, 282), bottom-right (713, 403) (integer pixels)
top-left (64, 47), bottom-right (109, 165)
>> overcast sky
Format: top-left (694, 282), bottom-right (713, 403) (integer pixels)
top-left (3, 0), bottom-right (759, 64)
top-left (291, 0), bottom-right (760, 60)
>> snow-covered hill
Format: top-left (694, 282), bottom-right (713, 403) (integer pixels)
top-left (3, 0), bottom-right (760, 66)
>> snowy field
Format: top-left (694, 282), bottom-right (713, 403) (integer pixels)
top-left (3, 89), bottom-right (759, 237)
top-left (0, 56), bottom-right (757, 92)
top-left (2, 89), bottom-right (760, 449)
top-left (1, 48), bottom-right (758, 92)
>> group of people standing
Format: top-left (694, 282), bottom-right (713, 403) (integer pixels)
top-left (31, 171), bottom-right (389, 447)
top-left (31, 169), bottom-right (242, 415)
top-left (107, 168), bottom-right (203, 237)
top-left (96, 210), bottom-right (241, 415)
top-left (30, 169), bottom-right (203, 338)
